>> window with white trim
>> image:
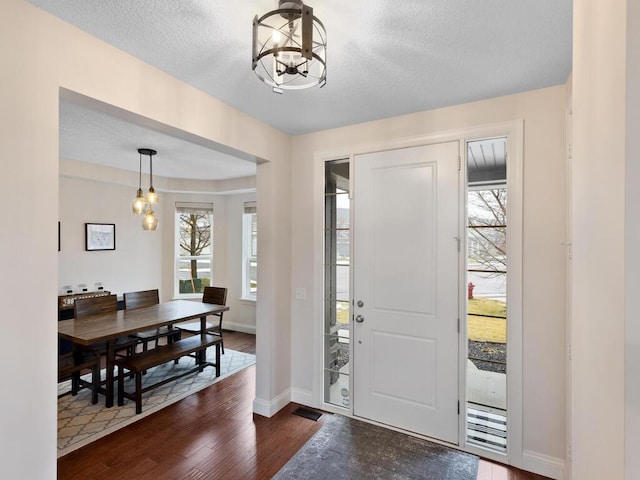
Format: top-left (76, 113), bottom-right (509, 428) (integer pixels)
top-left (242, 201), bottom-right (257, 300)
top-left (175, 202), bottom-right (214, 296)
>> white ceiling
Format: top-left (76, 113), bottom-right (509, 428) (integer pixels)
top-left (27, 0), bottom-right (572, 181)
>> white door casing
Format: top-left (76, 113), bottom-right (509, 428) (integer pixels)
top-left (352, 141), bottom-right (460, 444)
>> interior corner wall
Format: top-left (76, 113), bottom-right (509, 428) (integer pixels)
top-left (571, 0), bottom-right (626, 478)
top-left (254, 160), bottom-right (293, 416)
top-left (289, 86), bottom-right (567, 473)
top-left (0, 1), bottom-right (290, 477)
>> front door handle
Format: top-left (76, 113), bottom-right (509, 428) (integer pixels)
top-left (355, 315), bottom-right (365, 323)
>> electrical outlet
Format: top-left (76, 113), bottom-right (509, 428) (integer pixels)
top-left (295, 288), bottom-right (306, 300)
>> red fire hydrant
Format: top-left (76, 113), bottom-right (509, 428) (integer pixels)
top-left (467, 282), bottom-right (475, 299)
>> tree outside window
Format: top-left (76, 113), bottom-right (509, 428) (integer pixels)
top-left (175, 203), bottom-right (213, 295)
top-left (468, 188), bottom-right (506, 277)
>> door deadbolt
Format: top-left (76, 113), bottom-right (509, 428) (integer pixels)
top-left (357, 300), bottom-right (364, 308)
top-left (355, 315), bottom-right (365, 323)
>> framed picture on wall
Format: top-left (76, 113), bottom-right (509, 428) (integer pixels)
top-left (85, 223), bottom-right (116, 251)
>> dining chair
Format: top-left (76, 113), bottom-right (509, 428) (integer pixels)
top-left (124, 289), bottom-right (178, 351)
top-left (175, 286), bottom-right (228, 354)
top-left (74, 294), bottom-right (138, 357)
top-left (58, 351), bottom-right (100, 404)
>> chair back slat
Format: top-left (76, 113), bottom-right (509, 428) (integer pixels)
top-left (74, 294), bottom-right (118, 319)
top-left (202, 286), bottom-right (227, 307)
top-left (124, 289), bottom-right (160, 310)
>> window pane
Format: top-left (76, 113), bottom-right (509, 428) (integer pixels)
top-left (324, 300), bottom-right (349, 334)
top-left (250, 213), bottom-right (257, 257)
top-left (335, 265), bottom-right (349, 301)
top-left (249, 258), bottom-right (257, 295)
top-left (325, 160), bottom-right (349, 194)
top-left (178, 212), bottom-right (212, 257)
top-left (336, 229), bottom-right (350, 264)
top-left (324, 371), bottom-right (350, 407)
top-left (324, 335), bottom-right (350, 373)
top-left (243, 211), bottom-right (258, 298)
top-left (177, 259), bottom-right (211, 293)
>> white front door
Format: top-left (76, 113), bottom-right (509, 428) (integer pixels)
top-left (352, 141), bottom-right (460, 443)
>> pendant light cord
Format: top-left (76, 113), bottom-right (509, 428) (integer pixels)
top-left (149, 153), bottom-right (153, 188)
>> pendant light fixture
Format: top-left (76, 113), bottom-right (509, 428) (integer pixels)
top-left (132, 150), bottom-right (147, 214)
top-left (135, 148), bottom-right (159, 231)
top-left (252, 0), bottom-right (327, 94)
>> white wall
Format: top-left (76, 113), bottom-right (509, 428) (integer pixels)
top-left (58, 176), bottom-right (162, 296)
top-left (571, 1), bottom-right (626, 478)
top-left (289, 86), bottom-right (567, 476)
top-left (0, 1), bottom-right (289, 477)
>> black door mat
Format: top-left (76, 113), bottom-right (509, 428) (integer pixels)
top-left (293, 407), bottom-right (323, 421)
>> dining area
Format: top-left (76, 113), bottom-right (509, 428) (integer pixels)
top-left (57, 287), bottom-right (229, 412)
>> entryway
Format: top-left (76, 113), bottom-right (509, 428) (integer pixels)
top-left (321, 122), bottom-right (523, 463)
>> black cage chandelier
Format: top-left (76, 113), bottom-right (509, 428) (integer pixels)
top-left (252, 0), bottom-right (327, 93)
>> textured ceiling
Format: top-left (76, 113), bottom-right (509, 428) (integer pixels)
top-left (27, 0), bottom-right (572, 180)
top-left (59, 102), bottom-right (257, 181)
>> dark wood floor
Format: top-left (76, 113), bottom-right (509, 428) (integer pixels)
top-left (58, 331), bottom-right (550, 480)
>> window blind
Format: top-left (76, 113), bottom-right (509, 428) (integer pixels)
top-left (244, 201), bottom-right (257, 214)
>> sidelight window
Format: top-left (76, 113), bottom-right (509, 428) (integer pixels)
top-left (323, 159), bottom-right (351, 408)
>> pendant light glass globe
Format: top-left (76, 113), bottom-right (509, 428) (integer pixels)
top-left (132, 188), bottom-right (147, 214)
top-left (146, 186), bottom-right (159, 205)
top-left (142, 208), bottom-right (158, 231)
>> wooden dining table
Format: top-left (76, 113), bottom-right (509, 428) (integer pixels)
top-left (58, 299), bottom-right (229, 407)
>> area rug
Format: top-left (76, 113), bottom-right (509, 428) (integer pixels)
top-left (57, 348), bottom-right (255, 457)
top-left (273, 414), bottom-right (479, 480)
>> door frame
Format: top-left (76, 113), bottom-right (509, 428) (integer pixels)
top-left (311, 120), bottom-right (523, 466)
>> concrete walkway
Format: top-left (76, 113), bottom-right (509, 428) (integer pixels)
top-left (467, 360), bottom-right (506, 410)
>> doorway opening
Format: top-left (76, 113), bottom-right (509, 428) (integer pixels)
top-left (465, 137), bottom-right (508, 453)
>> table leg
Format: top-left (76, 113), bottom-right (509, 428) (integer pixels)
top-left (105, 339), bottom-right (115, 407)
top-left (199, 315), bottom-right (207, 365)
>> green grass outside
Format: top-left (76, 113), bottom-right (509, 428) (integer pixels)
top-left (468, 297), bottom-right (507, 343)
top-left (336, 305), bottom-right (350, 325)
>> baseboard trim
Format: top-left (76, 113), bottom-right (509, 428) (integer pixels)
top-left (290, 387), bottom-right (315, 407)
top-left (253, 388), bottom-right (291, 418)
top-left (522, 450), bottom-right (565, 480)
top-left (224, 322), bottom-right (256, 334)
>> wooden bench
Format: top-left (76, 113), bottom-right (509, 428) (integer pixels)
top-left (116, 334), bottom-right (222, 414)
